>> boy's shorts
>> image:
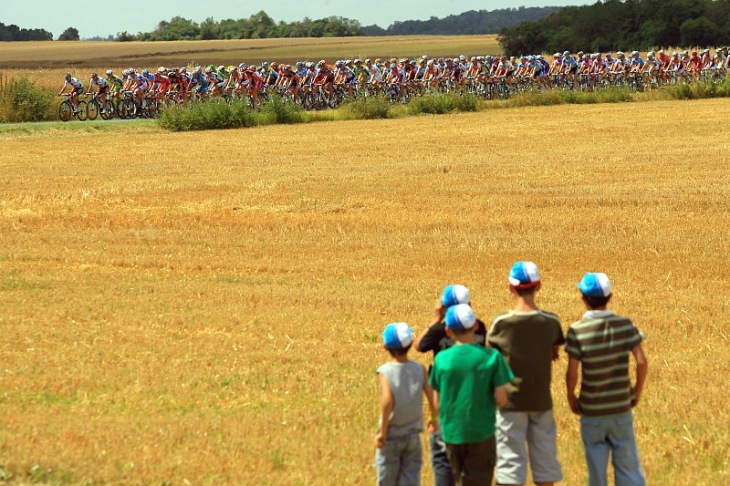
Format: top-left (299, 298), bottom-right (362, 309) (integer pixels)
top-left (495, 409), bottom-right (563, 485)
top-left (374, 432), bottom-right (422, 486)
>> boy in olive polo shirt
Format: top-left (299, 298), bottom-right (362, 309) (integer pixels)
top-left (488, 261), bottom-right (565, 486)
top-left (429, 304), bottom-right (514, 486)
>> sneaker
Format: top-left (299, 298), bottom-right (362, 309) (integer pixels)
top-left (100, 109), bottom-right (106, 114)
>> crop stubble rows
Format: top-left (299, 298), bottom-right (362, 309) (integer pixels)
top-left (0, 100), bottom-right (729, 484)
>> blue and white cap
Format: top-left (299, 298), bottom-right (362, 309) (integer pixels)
top-left (444, 304), bottom-right (476, 331)
top-left (382, 322), bottom-right (414, 350)
top-left (508, 261), bottom-right (540, 288)
top-left (577, 273), bottom-right (612, 297)
top-left (441, 284), bottom-right (470, 307)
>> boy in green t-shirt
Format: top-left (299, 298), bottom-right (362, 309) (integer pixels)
top-left (429, 304), bottom-right (514, 486)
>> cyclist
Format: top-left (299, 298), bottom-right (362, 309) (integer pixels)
top-left (629, 51), bottom-right (644, 75)
top-left (57, 73), bottom-right (83, 114)
top-left (189, 66), bottom-right (209, 98)
top-left (88, 72), bottom-right (110, 113)
top-left (132, 69), bottom-right (150, 103)
top-left (313, 60), bottom-right (335, 100)
top-left (562, 50), bottom-right (579, 85)
top-left (280, 65), bottom-right (302, 102)
top-left (205, 66), bottom-right (226, 97)
top-left (105, 69), bottom-right (123, 104)
top-left (353, 59), bottom-right (370, 93)
top-left (687, 51), bottom-right (702, 80)
top-left (152, 67), bottom-right (172, 101)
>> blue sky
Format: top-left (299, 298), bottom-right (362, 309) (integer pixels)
top-left (3, 1), bottom-right (591, 39)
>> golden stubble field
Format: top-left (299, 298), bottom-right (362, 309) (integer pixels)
top-left (1, 99), bottom-right (729, 485)
top-left (0, 35), bottom-right (501, 69)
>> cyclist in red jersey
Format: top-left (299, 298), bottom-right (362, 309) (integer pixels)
top-left (281, 65), bottom-right (302, 102)
top-left (687, 51), bottom-right (702, 80)
top-left (153, 67), bottom-right (171, 100)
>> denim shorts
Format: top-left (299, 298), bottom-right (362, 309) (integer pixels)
top-left (580, 412), bottom-right (645, 486)
top-left (374, 433), bottom-right (422, 486)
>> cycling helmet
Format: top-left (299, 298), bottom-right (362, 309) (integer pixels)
top-left (217, 65), bottom-right (225, 71)
top-left (563, 50), bottom-right (571, 56)
top-left (296, 61), bottom-right (303, 67)
top-left (590, 53), bottom-right (597, 59)
top-left (617, 52), bottom-right (625, 58)
top-left (262, 61), bottom-right (269, 67)
top-left (335, 60), bottom-right (343, 67)
top-left (205, 67), bottom-right (213, 73)
top-left (228, 65), bottom-right (236, 72)
top-left (142, 69), bottom-right (150, 76)
top-left (529, 55), bottom-right (536, 61)
top-left (239, 63), bottom-right (247, 69)
top-left (158, 66), bottom-right (166, 72)
top-left (632, 51), bottom-right (640, 57)
top-left (410, 60), bottom-right (416, 65)
top-left (658, 49), bottom-right (664, 54)
top-left (459, 55), bottom-right (466, 61)
top-left (180, 67), bottom-right (187, 73)
top-left (354, 59), bottom-right (361, 64)
top-left (554, 52), bottom-right (561, 58)
top-left (271, 62), bottom-right (278, 67)
top-left (390, 62), bottom-right (396, 68)
top-left (90, 72), bottom-right (98, 78)
top-left (427, 59), bottom-right (434, 66)
top-left (606, 52), bottom-right (613, 58)
top-left (647, 51), bottom-right (655, 57)
top-left (106, 69), bottom-right (113, 75)
top-left (537, 55), bottom-right (543, 60)
top-left (167, 71), bottom-right (176, 77)
top-left (64, 72), bottom-right (72, 78)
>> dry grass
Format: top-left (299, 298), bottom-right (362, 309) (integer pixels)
top-left (0, 35), bottom-right (501, 69)
top-left (0, 99), bottom-right (729, 485)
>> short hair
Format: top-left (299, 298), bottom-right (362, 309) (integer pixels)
top-left (513, 283), bottom-right (539, 297)
top-left (386, 343), bottom-right (412, 357)
top-left (583, 294), bottom-right (612, 309)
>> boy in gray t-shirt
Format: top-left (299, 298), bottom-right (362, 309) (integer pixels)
top-left (375, 322), bottom-right (438, 486)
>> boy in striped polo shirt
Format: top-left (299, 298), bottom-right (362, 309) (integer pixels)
top-left (566, 273), bottom-right (648, 486)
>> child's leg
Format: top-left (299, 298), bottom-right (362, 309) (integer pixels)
top-left (374, 440), bottom-right (400, 486)
top-left (398, 433), bottom-right (423, 486)
top-left (607, 413), bottom-right (645, 486)
top-left (429, 431), bottom-right (455, 486)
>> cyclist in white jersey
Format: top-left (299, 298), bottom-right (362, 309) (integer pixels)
top-left (58, 73), bottom-right (83, 113)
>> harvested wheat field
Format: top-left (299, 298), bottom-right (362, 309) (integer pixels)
top-left (0, 99), bottom-right (729, 485)
top-left (0, 35), bottom-right (501, 69)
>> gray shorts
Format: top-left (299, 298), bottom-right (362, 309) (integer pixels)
top-left (495, 409), bottom-right (562, 484)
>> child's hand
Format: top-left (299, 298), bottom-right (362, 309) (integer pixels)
top-left (427, 418), bottom-right (439, 433)
top-left (375, 431), bottom-right (386, 449)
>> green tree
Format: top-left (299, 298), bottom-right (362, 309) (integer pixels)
top-left (58, 27), bottom-right (79, 41)
top-left (680, 17), bottom-right (720, 46)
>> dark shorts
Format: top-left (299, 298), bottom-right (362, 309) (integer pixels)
top-left (446, 435), bottom-right (496, 486)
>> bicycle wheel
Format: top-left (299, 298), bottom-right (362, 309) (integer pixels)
top-left (76, 101), bottom-right (88, 121)
top-left (120, 99), bottom-right (135, 119)
top-left (101, 100), bottom-right (115, 120)
top-left (58, 101), bottom-right (72, 122)
top-left (87, 100), bottom-right (99, 120)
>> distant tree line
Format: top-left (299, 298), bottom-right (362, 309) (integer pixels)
top-left (499, 0), bottom-right (730, 56)
top-left (0, 21), bottom-right (52, 41)
top-left (362, 7), bottom-right (562, 35)
top-left (116, 11), bottom-right (364, 41)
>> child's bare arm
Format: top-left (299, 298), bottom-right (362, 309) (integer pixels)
top-left (494, 385), bottom-right (508, 408)
top-left (375, 374), bottom-right (394, 449)
top-left (631, 344), bottom-right (648, 406)
top-left (422, 365), bottom-right (439, 431)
